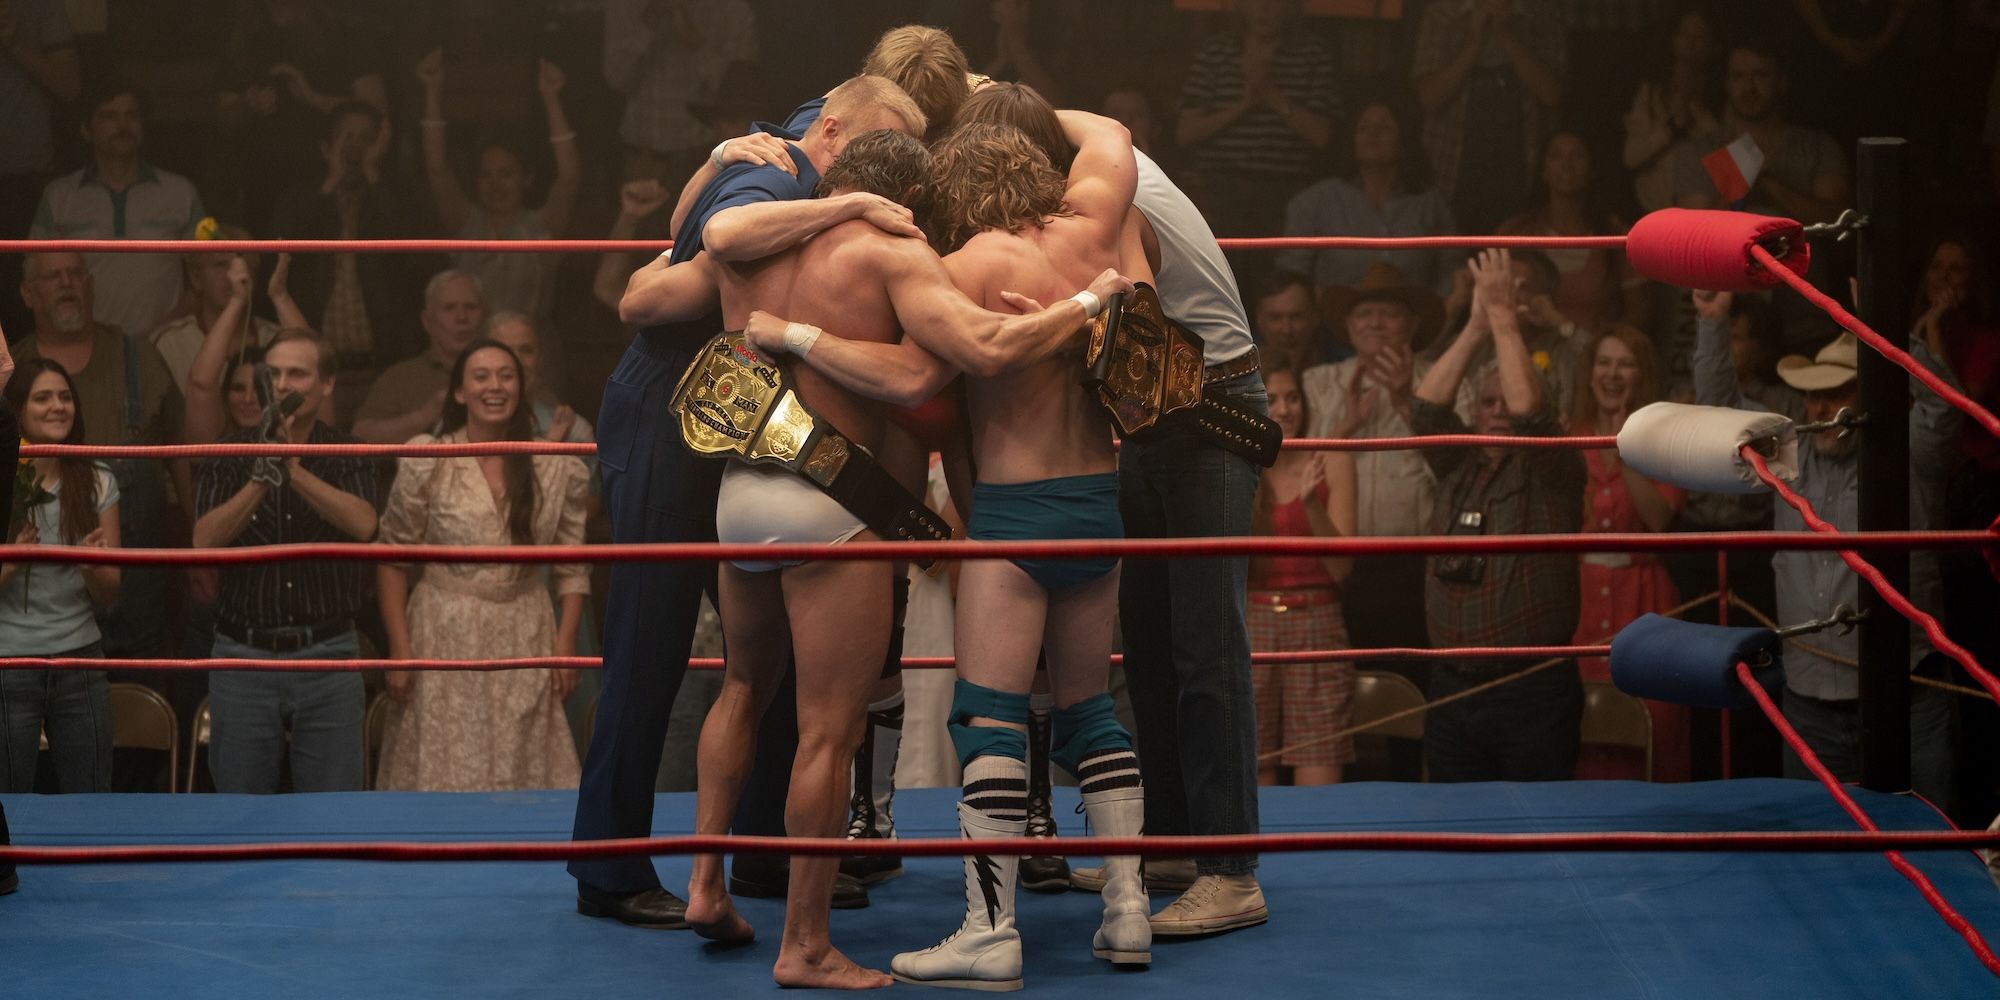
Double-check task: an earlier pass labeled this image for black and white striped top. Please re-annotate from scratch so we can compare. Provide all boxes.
[1176,32,1340,178]
[195,424,387,630]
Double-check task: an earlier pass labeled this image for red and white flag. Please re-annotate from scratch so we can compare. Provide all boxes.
[1701,134,1765,205]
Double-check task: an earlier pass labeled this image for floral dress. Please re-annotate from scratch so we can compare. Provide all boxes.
[374,433,589,791]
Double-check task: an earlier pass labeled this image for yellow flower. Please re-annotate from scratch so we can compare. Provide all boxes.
[194,216,219,241]
[1532,350,1553,372]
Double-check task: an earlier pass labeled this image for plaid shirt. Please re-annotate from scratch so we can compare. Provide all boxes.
[1414,397,1585,654]
[1410,0,1566,197]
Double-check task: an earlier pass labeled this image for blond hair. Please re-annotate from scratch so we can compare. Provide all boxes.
[822,74,928,142]
[861,26,971,141]
[929,122,1070,254]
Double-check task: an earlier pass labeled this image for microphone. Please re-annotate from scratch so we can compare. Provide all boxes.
[277,392,305,418]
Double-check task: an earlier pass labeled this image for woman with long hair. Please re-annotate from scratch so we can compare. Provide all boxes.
[0,359,122,793]
[374,340,589,790]
[1499,130,1648,332]
[1566,327,1688,781]
[1248,359,1358,786]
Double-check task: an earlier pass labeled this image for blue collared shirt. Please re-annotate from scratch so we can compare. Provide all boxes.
[1692,315,1962,699]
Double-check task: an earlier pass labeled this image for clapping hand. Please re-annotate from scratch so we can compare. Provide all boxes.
[1690,288,1732,323]
[537,58,566,100]
[1468,248,1518,322]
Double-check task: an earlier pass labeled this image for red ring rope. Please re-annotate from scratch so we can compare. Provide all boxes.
[0,531,1986,569]
[0,235,1626,255]
[0,645,1615,674]
[1744,447,2000,705]
[1734,660,2000,976]
[4,828,1997,867]
[16,434,1618,460]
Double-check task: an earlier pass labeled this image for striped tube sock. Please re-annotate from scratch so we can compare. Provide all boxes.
[961,755,1030,823]
[1075,748,1142,796]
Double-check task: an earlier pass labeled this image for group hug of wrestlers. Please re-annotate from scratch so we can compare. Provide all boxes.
[603,25,1270,991]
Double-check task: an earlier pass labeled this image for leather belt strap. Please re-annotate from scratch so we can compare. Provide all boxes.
[215,618,353,655]
[671,332,952,562]
[1203,346,1261,385]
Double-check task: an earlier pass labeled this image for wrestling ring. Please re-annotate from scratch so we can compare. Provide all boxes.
[5,162,2000,998]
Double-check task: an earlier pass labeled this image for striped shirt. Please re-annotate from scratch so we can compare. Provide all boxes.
[1177,32,1338,177]
[195,423,387,630]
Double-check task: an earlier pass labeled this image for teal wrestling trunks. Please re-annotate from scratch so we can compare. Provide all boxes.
[966,472,1123,591]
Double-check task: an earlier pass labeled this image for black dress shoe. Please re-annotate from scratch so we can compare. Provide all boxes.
[0,869,17,896]
[576,884,689,929]
[729,856,870,909]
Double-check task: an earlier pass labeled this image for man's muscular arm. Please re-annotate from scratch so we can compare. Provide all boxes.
[703,192,922,262]
[618,252,719,326]
[750,243,1131,399]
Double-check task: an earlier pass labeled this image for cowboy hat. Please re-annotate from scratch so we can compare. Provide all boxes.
[1318,262,1446,351]
[1776,332,1859,392]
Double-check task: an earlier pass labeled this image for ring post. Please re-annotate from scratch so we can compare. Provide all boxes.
[1855,137,1911,795]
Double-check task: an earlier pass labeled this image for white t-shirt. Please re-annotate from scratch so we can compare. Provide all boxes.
[1133,148,1254,367]
[0,463,118,654]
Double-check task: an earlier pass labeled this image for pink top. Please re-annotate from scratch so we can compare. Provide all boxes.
[1582,450,1684,541]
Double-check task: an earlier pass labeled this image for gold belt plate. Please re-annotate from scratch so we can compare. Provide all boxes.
[672,333,816,464]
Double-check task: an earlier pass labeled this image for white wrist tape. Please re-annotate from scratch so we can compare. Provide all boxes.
[709,140,729,169]
[1070,290,1104,319]
[783,321,822,357]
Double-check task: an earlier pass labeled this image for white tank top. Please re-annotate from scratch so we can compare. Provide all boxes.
[1133,149,1255,366]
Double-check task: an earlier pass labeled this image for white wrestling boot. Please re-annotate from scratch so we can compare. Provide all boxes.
[892,781,1026,990]
[1083,784,1151,966]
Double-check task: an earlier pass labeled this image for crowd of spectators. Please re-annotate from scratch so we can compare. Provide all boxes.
[0,1,1996,830]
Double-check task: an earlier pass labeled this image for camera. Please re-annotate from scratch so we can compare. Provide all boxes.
[1433,509,1487,584]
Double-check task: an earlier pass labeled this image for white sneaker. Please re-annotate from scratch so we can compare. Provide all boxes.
[1149,874,1268,938]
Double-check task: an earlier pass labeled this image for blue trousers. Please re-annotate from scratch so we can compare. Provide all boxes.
[1117,372,1266,875]
[207,631,365,793]
[0,642,112,793]
[568,331,735,894]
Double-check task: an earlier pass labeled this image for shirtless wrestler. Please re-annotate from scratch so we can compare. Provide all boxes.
[627,126,1132,990]
[747,110,1152,989]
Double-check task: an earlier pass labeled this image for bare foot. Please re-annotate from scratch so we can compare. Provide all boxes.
[685,882,755,944]
[773,945,892,990]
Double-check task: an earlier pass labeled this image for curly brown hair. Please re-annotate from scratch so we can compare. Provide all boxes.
[816,129,936,221]
[928,122,1071,254]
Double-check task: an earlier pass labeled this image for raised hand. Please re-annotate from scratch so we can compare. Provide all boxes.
[1368,343,1414,405]
[1469,248,1517,319]
[269,62,311,103]
[537,58,567,100]
[267,253,293,303]
[227,256,253,303]
[244,81,279,117]
[619,179,671,219]
[1690,288,1732,323]
[415,48,444,91]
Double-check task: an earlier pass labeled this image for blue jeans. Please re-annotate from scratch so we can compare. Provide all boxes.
[1117,372,1265,875]
[207,630,365,793]
[569,331,724,894]
[0,641,112,792]
[1424,661,1584,782]
[1782,668,1959,815]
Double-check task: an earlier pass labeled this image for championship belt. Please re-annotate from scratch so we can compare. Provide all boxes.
[671,333,952,555]
[1082,283,1282,467]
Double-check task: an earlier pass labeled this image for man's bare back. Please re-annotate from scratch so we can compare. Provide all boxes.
[947,217,1118,484]
[718,220,916,453]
